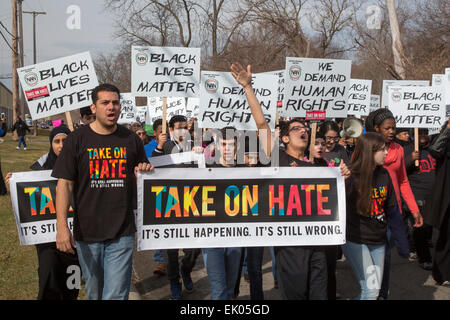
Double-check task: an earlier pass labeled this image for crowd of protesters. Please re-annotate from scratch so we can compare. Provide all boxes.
[2,62,450,301]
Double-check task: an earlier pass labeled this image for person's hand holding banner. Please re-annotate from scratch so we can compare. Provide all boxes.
[134,163,154,177]
[339,159,351,179]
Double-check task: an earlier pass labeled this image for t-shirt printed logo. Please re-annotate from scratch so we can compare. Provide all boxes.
[88,147,127,188]
[371,185,387,222]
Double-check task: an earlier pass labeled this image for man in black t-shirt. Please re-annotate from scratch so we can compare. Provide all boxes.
[52,84,152,300]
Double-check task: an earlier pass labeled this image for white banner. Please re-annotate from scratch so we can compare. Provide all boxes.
[445,68,450,117]
[381,80,429,108]
[370,94,381,114]
[284,57,351,118]
[137,167,346,250]
[131,46,201,97]
[347,79,372,117]
[118,93,137,124]
[17,52,99,120]
[388,86,446,128]
[9,171,74,245]
[199,72,278,130]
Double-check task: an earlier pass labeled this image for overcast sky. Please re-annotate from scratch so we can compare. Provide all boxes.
[0,0,117,90]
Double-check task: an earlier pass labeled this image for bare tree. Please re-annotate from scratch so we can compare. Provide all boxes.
[105,0,196,47]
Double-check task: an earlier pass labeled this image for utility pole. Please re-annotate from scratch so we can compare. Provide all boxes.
[23,9,46,135]
[23,10,46,64]
[17,0,25,120]
[11,0,19,140]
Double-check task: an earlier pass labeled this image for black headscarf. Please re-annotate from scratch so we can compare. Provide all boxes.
[42,126,71,170]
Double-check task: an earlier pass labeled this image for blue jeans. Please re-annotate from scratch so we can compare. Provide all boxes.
[75,234,135,300]
[17,136,26,149]
[202,247,242,300]
[342,240,385,300]
[153,249,165,264]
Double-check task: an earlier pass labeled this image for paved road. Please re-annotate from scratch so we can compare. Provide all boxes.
[130,247,450,300]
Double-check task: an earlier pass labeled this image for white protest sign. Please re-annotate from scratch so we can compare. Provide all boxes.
[186,98,200,117]
[261,70,285,117]
[131,46,201,97]
[135,106,147,124]
[17,52,99,120]
[145,97,186,124]
[347,79,372,117]
[9,171,74,245]
[199,72,278,130]
[381,80,429,108]
[388,86,445,128]
[432,74,444,87]
[118,93,137,124]
[284,57,351,118]
[370,94,381,114]
[444,68,450,117]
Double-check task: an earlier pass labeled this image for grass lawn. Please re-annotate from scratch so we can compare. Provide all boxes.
[0,132,85,299]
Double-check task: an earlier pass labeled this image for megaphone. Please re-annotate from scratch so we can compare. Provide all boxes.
[340,118,363,138]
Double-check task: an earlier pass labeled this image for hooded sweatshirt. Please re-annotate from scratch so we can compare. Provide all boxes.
[383,141,419,214]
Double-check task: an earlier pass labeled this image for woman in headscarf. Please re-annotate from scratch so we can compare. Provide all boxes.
[6,125,80,300]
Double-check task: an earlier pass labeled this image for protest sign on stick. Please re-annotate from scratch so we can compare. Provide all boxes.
[199,72,278,130]
[17,52,99,121]
[388,86,445,128]
[444,68,450,118]
[131,46,201,98]
[306,111,326,163]
[381,80,429,108]
[118,93,137,125]
[347,79,372,117]
[137,167,346,250]
[370,94,381,114]
[284,57,351,118]
[146,97,186,127]
[9,171,74,245]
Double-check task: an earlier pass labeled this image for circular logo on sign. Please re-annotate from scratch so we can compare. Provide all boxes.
[289,66,301,80]
[135,53,148,66]
[391,91,401,102]
[24,72,38,87]
[205,79,218,93]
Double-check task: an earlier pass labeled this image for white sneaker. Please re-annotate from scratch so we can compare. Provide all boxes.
[24,147,27,150]
[16,147,19,150]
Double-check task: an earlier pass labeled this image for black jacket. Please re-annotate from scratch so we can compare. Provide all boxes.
[423,125,450,229]
[12,120,30,137]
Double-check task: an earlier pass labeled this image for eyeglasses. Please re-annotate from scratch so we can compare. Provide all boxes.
[325,136,340,142]
[289,126,311,133]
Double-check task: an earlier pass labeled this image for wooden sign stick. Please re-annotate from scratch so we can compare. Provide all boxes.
[65,111,74,131]
[309,122,317,163]
[162,97,167,134]
[414,127,419,167]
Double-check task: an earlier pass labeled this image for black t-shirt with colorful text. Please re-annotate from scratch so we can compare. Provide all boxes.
[345,167,397,245]
[52,125,148,242]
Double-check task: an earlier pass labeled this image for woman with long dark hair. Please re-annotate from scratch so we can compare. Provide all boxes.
[365,108,423,299]
[343,132,409,300]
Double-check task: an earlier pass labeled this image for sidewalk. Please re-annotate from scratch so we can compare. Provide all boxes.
[130,247,450,300]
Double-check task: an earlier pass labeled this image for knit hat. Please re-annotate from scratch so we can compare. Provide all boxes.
[395,127,411,135]
[365,108,395,132]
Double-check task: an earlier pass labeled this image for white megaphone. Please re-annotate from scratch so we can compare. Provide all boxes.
[340,118,363,138]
